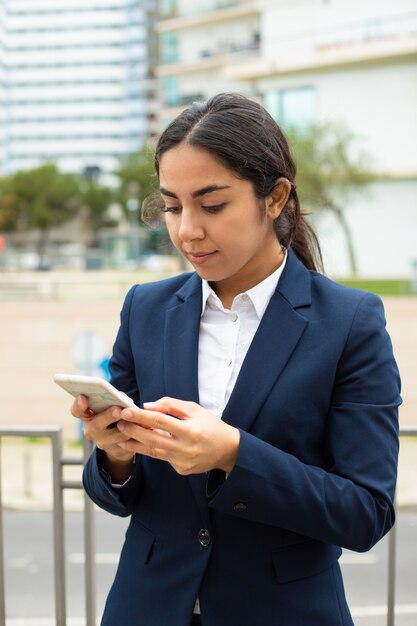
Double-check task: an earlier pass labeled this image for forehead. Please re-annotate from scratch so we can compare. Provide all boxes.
[159,143,240,189]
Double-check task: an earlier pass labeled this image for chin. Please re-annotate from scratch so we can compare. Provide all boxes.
[194,268,225,282]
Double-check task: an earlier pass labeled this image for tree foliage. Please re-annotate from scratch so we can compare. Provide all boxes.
[0,163,83,262]
[79,180,117,246]
[113,146,156,220]
[287,123,376,275]
[0,162,120,252]
[0,163,81,233]
[0,176,18,231]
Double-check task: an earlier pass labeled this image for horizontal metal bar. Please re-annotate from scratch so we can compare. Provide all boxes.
[399,428,417,437]
[61,480,83,490]
[0,425,61,438]
[60,457,84,467]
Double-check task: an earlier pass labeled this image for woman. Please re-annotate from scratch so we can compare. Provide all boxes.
[73,93,401,626]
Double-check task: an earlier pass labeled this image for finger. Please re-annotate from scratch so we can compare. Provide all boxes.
[81,406,123,437]
[118,419,178,448]
[71,395,95,419]
[120,407,184,436]
[117,437,172,462]
[143,397,194,419]
[92,406,124,430]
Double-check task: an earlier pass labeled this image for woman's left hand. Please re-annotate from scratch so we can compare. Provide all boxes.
[113,397,240,475]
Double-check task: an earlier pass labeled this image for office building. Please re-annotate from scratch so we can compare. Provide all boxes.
[0,0,157,180]
[155,0,417,277]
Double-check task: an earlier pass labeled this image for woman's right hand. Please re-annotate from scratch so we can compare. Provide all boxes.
[71,395,135,481]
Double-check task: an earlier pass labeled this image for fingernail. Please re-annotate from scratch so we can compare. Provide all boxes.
[143,402,157,408]
[117,421,125,431]
[112,407,122,418]
[122,409,133,419]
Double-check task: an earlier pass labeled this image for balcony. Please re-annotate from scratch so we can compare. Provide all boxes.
[156,0,259,32]
[223,10,417,80]
[156,38,260,76]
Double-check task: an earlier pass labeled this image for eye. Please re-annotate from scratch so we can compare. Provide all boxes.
[161,205,181,214]
[202,203,227,213]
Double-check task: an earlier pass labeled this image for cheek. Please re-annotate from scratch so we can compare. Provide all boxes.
[164,218,179,244]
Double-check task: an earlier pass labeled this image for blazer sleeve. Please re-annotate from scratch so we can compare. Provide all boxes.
[82,285,143,516]
[207,292,401,552]
[83,448,143,516]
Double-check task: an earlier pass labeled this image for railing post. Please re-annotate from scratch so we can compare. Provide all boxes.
[83,437,96,626]
[51,428,67,626]
[387,509,397,626]
[0,441,6,625]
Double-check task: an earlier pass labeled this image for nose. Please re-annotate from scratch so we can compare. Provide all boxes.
[177,208,205,243]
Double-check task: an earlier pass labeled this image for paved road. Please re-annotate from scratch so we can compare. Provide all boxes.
[3,508,417,625]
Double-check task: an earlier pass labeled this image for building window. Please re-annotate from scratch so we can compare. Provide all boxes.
[162,75,180,107]
[161,31,178,64]
[160,0,177,19]
[264,86,315,130]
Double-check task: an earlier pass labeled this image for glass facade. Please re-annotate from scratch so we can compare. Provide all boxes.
[0,0,155,178]
[264,86,315,130]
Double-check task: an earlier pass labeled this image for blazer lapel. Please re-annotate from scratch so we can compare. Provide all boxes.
[222,250,312,433]
[163,274,211,525]
[163,274,201,403]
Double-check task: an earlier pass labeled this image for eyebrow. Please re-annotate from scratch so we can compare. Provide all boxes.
[159,184,232,199]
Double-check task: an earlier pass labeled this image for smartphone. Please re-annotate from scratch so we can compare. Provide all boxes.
[53,373,135,414]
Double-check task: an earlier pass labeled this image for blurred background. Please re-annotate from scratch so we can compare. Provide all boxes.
[0,0,416,437]
[0,1,416,624]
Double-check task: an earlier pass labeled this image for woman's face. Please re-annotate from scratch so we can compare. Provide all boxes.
[159,143,285,302]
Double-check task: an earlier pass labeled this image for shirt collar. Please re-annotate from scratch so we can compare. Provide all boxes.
[201,250,287,319]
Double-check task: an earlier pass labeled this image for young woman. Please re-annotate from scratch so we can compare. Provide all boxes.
[73,93,401,626]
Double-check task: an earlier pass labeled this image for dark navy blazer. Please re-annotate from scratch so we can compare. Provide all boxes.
[83,249,401,626]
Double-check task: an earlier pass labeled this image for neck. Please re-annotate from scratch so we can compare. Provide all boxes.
[211,246,284,309]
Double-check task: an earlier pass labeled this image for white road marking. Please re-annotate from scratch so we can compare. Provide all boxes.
[340,552,378,565]
[69,552,119,565]
[351,603,417,617]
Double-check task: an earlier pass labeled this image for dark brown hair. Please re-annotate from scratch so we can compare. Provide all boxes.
[143,92,323,272]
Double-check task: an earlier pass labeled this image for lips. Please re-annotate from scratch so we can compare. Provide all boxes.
[186,251,217,264]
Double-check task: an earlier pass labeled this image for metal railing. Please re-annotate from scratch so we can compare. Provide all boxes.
[0,425,415,626]
[387,426,417,626]
[0,426,95,626]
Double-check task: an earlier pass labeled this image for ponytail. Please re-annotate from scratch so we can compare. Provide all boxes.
[275,185,323,272]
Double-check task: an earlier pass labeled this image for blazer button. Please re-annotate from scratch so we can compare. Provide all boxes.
[198,528,211,547]
[233,502,247,512]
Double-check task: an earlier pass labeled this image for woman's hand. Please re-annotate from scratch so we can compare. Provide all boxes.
[71,395,135,482]
[113,397,240,476]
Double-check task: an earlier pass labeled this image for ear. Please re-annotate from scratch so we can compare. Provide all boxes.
[265,177,292,219]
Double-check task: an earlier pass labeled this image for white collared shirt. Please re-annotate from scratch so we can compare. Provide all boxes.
[109,253,287,496]
[198,252,288,416]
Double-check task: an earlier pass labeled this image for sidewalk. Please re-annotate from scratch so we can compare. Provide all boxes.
[1,435,416,512]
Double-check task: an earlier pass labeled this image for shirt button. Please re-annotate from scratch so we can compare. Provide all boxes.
[230,313,238,322]
[233,502,247,513]
[241,294,250,302]
[226,358,232,367]
[198,528,211,547]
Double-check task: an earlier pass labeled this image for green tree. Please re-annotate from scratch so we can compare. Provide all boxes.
[287,123,376,275]
[0,176,18,231]
[0,163,81,263]
[114,146,156,220]
[79,180,117,247]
